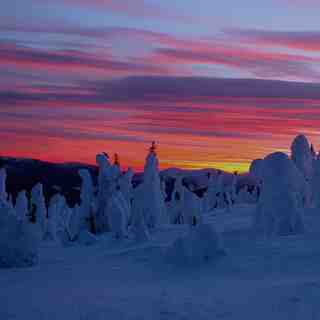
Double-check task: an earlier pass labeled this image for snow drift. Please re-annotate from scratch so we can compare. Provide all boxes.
[166,223,225,266]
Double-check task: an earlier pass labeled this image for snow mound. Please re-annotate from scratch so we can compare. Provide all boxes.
[166,224,225,266]
[77,230,98,246]
[0,201,39,268]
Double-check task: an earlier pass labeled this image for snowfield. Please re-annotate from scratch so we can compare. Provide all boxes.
[1,204,320,320]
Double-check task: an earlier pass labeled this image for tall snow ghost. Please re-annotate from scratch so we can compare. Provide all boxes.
[31,183,47,237]
[203,171,221,212]
[15,190,28,221]
[253,152,306,237]
[108,190,130,239]
[47,193,66,242]
[79,169,95,232]
[0,199,39,268]
[291,134,313,181]
[184,188,202,226]
[0,168,8,202]
[95,153,117,233]
[167,176,185,224]
[132,142,167,228]
[118,168,134,213]
[311,158,320,208]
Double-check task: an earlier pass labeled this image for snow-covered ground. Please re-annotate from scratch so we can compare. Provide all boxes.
[1,204,320,320]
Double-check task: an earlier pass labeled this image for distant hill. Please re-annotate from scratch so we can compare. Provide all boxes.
[0,156,255,206]
[0,156,98,206]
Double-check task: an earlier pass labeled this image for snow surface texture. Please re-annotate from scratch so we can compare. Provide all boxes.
[2,204,320,319]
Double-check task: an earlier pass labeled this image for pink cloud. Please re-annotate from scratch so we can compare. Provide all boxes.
[0,41,179,78]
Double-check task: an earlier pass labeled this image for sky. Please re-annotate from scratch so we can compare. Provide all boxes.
[1,0,320,171]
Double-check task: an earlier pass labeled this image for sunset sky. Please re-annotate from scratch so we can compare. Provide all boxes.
[1,0,320,171]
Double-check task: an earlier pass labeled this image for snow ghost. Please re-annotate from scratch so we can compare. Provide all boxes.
[311,158,320,208]
[0,168,8,202]
[167,175,201,226]
[249,159,264,183]
[95,153,117,233]
[15,190,28,221]
[108,191,129,239]
[31,183,47,238]
[118,168,134,213]
[183,186,202,226]
[79,169,95,232]
[132,143,167,228]
[291,134,313,182]
[47,193,66,242]
[253,152,306,237]
[130,207,149,242]
[203,172,221,212]
[167,176,185,224]
[0,199,39,268]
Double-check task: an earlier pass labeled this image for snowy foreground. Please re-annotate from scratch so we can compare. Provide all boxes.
[1,204,320,320]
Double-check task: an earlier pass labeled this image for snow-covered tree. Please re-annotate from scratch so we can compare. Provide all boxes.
[236,185,257,204]
[47,193,82,243]
[311,158,320,208]
[253,152,306,237]
[62,204,82,242]
[167,175,201,226]
[310,144,316,159]
[132,142,167,228]
[203,171,222,212]
[130,206,149,242]
[249,159,264,182]
[79,169,95,232]
[15,190,28,221]
[47,193,66,242]
[224,173,238,210]
[118,168,134,219]
[31,183,47,238]
[114,153,120,167]
[0,199,39,268]
[183,185,202,226]
[95,153,120,233]
[108,191,129,239]
[167,176,185,224]
[291,134,313,182]
[0,168,8,203]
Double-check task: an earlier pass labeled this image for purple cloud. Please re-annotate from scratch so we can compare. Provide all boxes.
[226,29,320,52]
